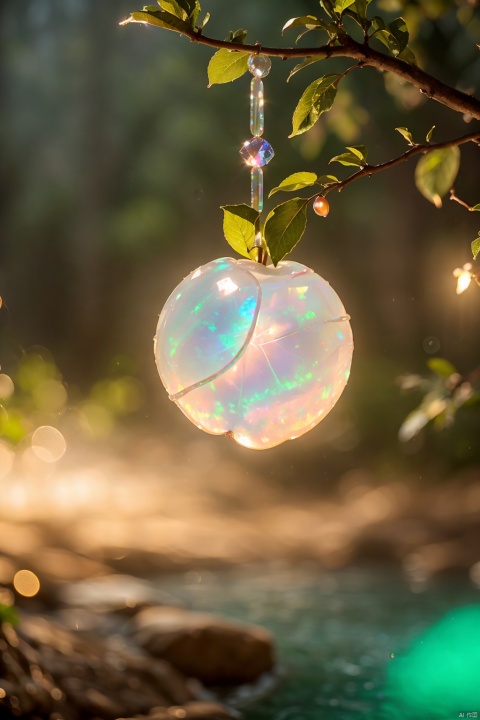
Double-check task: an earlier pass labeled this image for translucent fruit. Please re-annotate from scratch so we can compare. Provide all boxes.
[155,257,353,450]
[313,195,330,217]
[247,54,271,78]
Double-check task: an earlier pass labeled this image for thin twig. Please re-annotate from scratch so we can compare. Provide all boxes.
[449,189,477,211]
[320,131,480,196]
[182,30,480,121]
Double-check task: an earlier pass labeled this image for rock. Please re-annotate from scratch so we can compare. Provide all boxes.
[59,574,179,616]
[132,607,275,685]
[0,614,197,719]
[120,701,239,719]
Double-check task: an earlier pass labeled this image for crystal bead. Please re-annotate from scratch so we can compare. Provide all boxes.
[248,54,271,78]
[250,78,264,137]
[240,137,274,167]
[251,167,263,212]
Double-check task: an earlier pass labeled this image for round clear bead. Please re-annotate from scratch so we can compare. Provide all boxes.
[248,54,271,78]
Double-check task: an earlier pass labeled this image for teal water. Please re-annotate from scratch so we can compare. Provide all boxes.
[162,565,480,720]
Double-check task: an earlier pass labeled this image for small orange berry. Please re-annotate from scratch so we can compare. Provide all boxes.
[313,195,329,217]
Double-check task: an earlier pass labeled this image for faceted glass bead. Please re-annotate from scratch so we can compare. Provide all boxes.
[250,78,264,137]
[240,137,274,167]
[248,54,271,78]
[155,257,354,450]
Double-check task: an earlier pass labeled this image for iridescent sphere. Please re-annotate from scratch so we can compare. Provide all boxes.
[247,54,271,78]
[154,258,353,450]
[313,195,330,217]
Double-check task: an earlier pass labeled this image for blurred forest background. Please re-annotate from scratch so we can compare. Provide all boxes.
[0,0,479,527]
[1,6,480,718]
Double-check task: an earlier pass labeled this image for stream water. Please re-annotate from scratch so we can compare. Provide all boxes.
[162,564,480,720]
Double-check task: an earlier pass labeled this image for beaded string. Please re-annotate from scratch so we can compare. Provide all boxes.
[239,54,273,264]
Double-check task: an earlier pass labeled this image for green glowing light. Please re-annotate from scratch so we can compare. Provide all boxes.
[383,605,480,719]
[305,311,316,320]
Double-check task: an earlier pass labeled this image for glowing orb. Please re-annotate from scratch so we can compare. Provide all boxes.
[383,605,480,719]
[154,257,353,450]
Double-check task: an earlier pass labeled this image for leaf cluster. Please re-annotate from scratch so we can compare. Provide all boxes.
[398,359,480,442]
[121,0,205,33]
[123,0,480,265]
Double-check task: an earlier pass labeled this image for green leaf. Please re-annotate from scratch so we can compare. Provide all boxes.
[347,145,368,162]
[395,127,414,145]
[287,57,323,81]
[320,0,338,18]
[387,17,409,53]
[397,46,417,65]
[296,21,340,43]
[472,235,480,260]
[398,408,429,442]
[264,198,308,266]
[173,0,199,22]
[121,9,190,33]
[334,0,355,14]
[352,0,373,21]
[470,205,480,212]
[221,204,259,258]
[207,49,250,86]
[427,358,457,378]
[157,0,188,20]
[200,11,210,28]
[290,76,338,137]
[375,30,395,52]
[269,172,318,198]
[426,125,435,143]
[415,146,460,208]
[317,174,339,185]
[330,152,363,167]
[375,17,409,56]
[282,15,320,33]
[227,28,248,43]
[330,145,367,167]
[371,16,385,31]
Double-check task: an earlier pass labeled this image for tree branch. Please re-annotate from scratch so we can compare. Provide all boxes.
[449,189,479,212]
[320,130,480,196]
[185,31,480,121]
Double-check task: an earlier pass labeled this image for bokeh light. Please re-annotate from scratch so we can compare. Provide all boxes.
[31,426,67,463]
[0,374,14,399]
[453,263,473,294]
[384,605,480,719]
[13,569,41,597]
